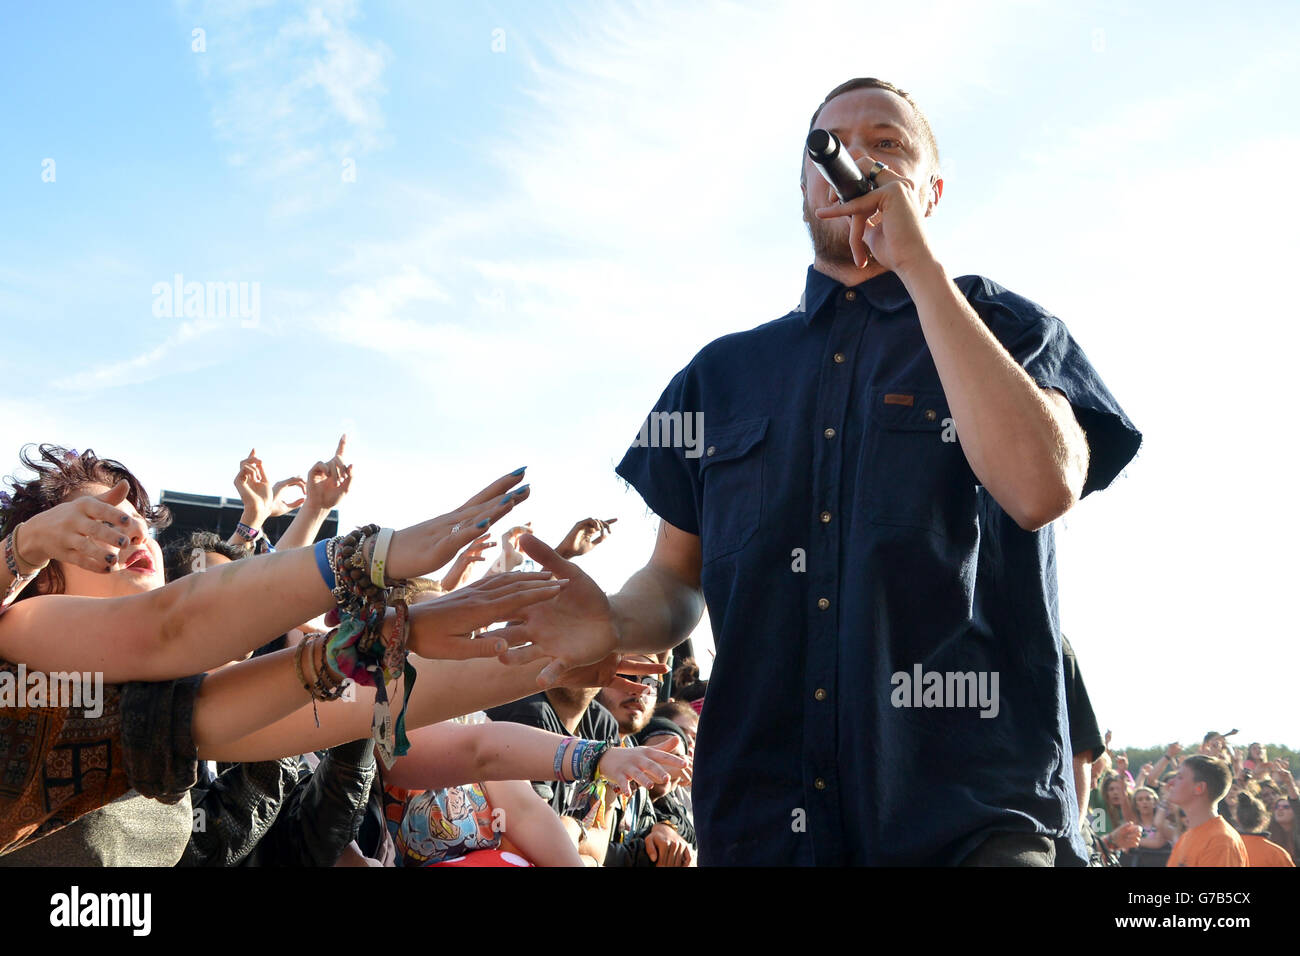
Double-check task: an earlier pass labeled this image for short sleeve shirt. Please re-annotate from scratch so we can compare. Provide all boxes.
[615,266,1141,865]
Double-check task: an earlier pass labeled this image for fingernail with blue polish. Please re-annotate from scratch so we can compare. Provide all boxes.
[476,519,490,528]
[510,466,527,476]
[514,484,530,496]
[500,493,514,505]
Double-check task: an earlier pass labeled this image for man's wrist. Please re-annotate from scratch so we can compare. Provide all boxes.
[891,249,945,291]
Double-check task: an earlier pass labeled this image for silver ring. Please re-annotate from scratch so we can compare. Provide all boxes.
[451,522,463,533]
[866,161,887,185]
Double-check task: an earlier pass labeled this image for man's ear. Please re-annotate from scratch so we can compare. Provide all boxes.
[925,174,944,216]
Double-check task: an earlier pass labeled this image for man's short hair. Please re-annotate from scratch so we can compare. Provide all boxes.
[803,77,940,183]
[1185,754,1233,807]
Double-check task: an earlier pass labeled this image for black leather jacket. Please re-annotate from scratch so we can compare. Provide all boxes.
[178,738,376,867]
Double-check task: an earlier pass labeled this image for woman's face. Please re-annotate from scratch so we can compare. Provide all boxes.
[1275,801,1294,826]
[1135,790,1155,815]
[1249,743,1264,760]
[55,483,164,598]
[1105,780,1124,805]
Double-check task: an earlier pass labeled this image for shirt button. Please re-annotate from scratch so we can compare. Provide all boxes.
[844,290,857,302]
[820,511,831,524]
[817,597,830,610]
[925,409,937,422]
[823,427,835,439]
[833,352,845,364]
[706,445,716,456]
[814,688,827,701]
[814,777,827,790]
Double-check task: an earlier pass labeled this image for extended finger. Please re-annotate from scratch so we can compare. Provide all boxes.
[335,434,348,458]
[850,212,870,270]
[81,494,132,529]
[814,187,884,220]
[458,468,527,511]
[417,632,514,662]
[65,531,121,573]
[516,532,577,579]
[469,570,557,592]
[495,639,546,668]
[78,515,131,552]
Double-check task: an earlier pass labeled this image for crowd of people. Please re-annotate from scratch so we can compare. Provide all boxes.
[1061,637,1295,867]
[0,441,698,867]
[1080,735,1296,868]
[0,439,1291,868]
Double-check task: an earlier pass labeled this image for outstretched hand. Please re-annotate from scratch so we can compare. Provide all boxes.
[385,469,530,582]
[407,570,566,661]
[494,533,621,687]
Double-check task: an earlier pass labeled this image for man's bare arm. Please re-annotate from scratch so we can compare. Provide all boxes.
[903,260,1089,530]
[503,521,704,686]
[609,519,705,657]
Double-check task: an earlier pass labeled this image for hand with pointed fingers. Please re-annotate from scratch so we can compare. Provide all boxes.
[269,476,308,517]
[492,533,620,687]
[555,517,618,559]
[14,479,150,574]
[385,468,530,583]
[233,448,274,526]
[440,532,497,592]
[305,434,355,512]
[407,570,566,661]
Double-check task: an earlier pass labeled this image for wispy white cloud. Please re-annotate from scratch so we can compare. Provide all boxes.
[51,318,225,392]
[182,0,390,191]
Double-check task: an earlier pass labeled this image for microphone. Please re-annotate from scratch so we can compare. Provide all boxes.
[806,129,873,202]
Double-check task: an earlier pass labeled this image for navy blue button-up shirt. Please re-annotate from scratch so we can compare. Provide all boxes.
[615,265,1141,866]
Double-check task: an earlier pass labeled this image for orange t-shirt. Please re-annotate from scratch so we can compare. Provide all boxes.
[1166,816,1248,867]
[1242,833,1295,867]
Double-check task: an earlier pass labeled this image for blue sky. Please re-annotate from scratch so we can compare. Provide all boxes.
[1,0,1297,749]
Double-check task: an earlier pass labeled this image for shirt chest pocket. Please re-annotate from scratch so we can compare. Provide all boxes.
[865,389,977,535]
[698,417,768,564]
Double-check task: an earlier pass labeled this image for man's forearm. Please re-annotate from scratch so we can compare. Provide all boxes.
[609,564,705,657]
[898,257,1088,530]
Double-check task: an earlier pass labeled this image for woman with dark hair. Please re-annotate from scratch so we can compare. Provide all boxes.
[1234,792,1295,866]
[0,444,578,859]
[1270,798,1298,863]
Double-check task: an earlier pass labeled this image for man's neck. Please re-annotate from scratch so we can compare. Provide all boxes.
[547,687,600,735]
[1182,802,1217,830]
[813,256,888,288]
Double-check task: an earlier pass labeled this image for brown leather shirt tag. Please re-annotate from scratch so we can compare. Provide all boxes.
[883,393,914,407]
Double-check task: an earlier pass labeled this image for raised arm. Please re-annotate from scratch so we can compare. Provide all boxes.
[813,160,1089,531]
[0,469,531,681]
[276,435,353,551]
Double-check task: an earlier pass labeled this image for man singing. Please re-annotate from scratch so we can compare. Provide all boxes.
[507,77,1142,865]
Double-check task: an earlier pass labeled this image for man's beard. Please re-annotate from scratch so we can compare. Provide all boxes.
[803,191,854,265]
[617,699,653,736]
